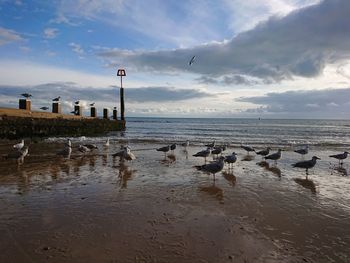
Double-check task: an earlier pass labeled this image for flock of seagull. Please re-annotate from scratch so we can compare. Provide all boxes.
[4,138,349,180]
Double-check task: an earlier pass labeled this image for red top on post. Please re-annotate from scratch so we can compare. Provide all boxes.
[117,69,126,76]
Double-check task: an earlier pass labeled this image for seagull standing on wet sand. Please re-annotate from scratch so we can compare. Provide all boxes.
[195,156,225,181]
[52,96,61,101]
[157,145,170,158]
[255,147,271,159]
[193,148,211,163]
[292,156,320,174]
[6,146,29,164]
[224,152,237,169]
[13,139,24,150]
[294,145,309,158]
[241,144,255,155]
[211,147,222,159]
[78,145,90,154]
[205,140,216,149]
[170,143,176,154]
[113,146,135,161]
[264,149,282,164]
[84,144,98,150]
[57,139,72,158]
[181,140,190,150]
[329,151,348,165]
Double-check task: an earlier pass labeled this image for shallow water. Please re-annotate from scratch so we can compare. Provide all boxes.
[0,140,350,262]
[121,118,350,149]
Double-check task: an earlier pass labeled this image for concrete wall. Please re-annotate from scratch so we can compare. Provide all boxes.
[0,108,125,139]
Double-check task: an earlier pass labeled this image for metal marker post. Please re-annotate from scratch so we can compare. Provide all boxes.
[117,69,126,121]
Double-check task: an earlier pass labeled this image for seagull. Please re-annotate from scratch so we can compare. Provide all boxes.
[83,144,98,150]
[70,110,78,114]
[264,149,282,164]
[57,139,72,158]
[40,106,49,110]
[292,156,320,174]
[193,148,211,163]
[181,140,190,149]
[78,145,90,154]
[329,151,349,165]
[241,144,255,155]
[195,156,225,181]
[104,138,110,147]
[52,96,61,101]
[189,55,196,66]
[13,139,24,150]
[90,102,95,107]
[205,140,216,148]
[124,146,136,161]
[157,145,170,157]
[255,147,271,158]
[294,145,309,157]
[21,93,32,98]
[113,146,135,161]
[74,101,80,105]
[170,143,176,153]
[6,146,29,164]
[211,147,222,158]
[224,152,237,169]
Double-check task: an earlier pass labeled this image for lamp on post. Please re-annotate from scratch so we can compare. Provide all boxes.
[117,69,126,121]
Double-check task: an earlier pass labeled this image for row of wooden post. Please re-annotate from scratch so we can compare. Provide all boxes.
[19,99,118,120]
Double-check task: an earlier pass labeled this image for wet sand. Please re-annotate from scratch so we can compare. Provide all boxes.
[0,141,350,262]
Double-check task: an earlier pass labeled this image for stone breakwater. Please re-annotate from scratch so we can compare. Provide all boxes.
[0,108,125,139]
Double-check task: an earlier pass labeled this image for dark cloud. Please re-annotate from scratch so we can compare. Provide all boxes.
[0,82,214,106]
[97,0,350,83]
[196,74,257,86]
[237,88,350,118]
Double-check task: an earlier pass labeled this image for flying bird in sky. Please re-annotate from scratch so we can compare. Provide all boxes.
[189,55,196,66]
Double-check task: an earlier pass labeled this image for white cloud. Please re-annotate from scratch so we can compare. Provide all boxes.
[69,42,84,55]
[0,60,114,87]
[0,27,23,46]
[43,28,59,39]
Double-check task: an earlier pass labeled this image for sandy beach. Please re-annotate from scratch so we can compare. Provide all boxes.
[0,140,350,263]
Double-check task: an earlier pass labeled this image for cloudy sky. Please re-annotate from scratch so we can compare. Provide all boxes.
[0,0,350,118]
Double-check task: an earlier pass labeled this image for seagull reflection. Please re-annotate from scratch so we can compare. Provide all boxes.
[167,154,176,162]
[16,170,29,195]
[257,161,281,177]
[59,163,71,176]
[198,182,223,202]
[102,151,109,166]
[241,154,254,162]
[222,171,236,187]
[294,178,316,194]
[117,161,135,189]
[333,166,348,176]
[88,155,97,171]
